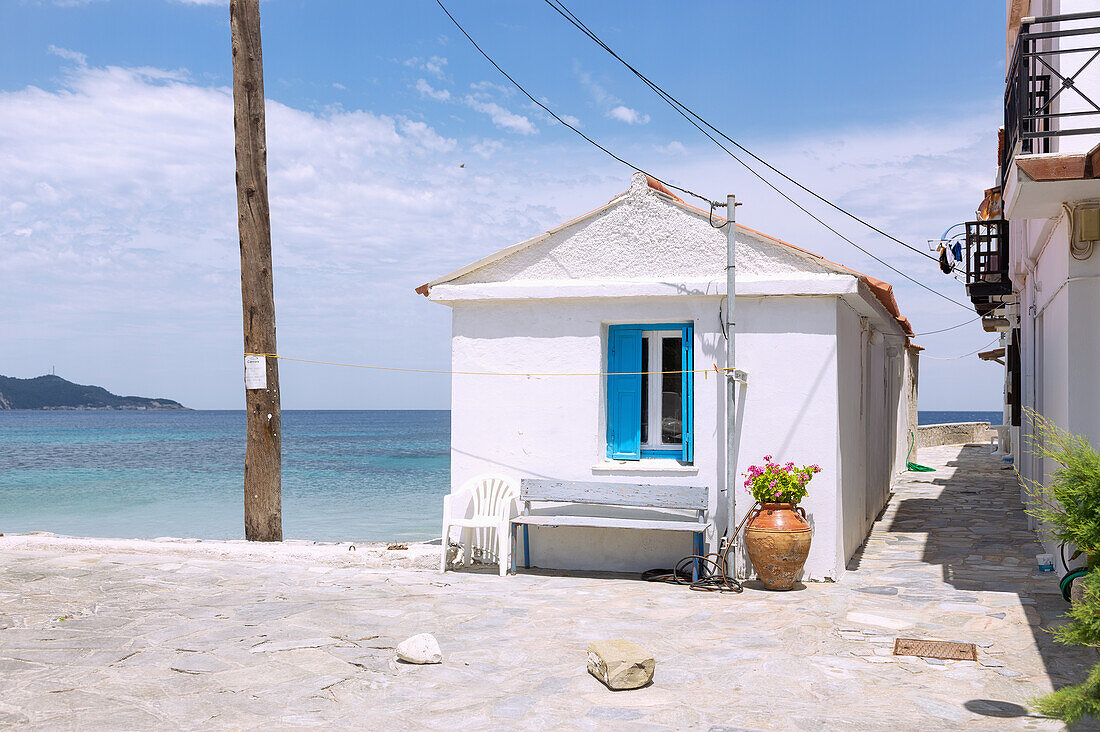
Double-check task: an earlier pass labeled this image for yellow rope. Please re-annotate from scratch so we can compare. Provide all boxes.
[245,353,740,378]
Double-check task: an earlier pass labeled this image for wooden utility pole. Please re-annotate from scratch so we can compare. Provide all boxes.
[230,0,282,541]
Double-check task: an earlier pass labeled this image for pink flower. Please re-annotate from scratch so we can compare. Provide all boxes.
[763,455,772,462]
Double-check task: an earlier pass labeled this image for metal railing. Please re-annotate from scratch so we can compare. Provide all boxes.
[1003,10,1100,185]
[964,220,1012,306]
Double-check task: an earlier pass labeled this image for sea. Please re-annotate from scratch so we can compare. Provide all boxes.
[0,410,449,542]
[0,409,1000,542]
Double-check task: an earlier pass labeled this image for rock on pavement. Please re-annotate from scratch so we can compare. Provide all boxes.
[587,639,655,690]
[396,633,443,664]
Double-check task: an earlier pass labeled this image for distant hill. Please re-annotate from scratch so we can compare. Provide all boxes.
[0,375,187,410]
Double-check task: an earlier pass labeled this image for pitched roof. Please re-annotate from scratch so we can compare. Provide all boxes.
[416,174,914,339]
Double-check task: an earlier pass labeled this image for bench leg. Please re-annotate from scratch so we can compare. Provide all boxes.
[510,523,517,574]
[523,524,530,569]
[693,532,704,582]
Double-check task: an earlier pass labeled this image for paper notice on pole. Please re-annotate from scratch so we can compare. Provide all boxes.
[244,355,267,389]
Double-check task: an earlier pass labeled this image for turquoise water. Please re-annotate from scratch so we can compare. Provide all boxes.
[0,410,449,542]
[0,409,998,541]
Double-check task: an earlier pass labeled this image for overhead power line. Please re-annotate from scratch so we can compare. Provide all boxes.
[437,0,972,312]
[914,315,982,337]
[541,0,974,313]
[543,0,939,265]
[433,0,712,207]
[921,338,1000,360]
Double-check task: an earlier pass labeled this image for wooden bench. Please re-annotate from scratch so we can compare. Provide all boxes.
[510,479,710,579]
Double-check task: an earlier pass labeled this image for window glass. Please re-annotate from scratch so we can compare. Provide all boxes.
[661,336,683,444]
[605,323,692,462]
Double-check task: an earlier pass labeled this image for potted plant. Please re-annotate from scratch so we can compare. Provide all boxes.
[741,456,820,590]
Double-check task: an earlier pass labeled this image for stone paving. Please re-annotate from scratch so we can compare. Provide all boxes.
[1,444,1098,730]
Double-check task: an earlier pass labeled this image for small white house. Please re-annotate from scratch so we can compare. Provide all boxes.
[418,172,919,580]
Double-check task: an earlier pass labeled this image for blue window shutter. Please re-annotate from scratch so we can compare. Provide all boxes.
[606,326,642,460]
[681,324,694,462]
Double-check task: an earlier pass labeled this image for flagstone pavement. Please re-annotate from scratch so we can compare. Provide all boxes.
[2,444,1099,731]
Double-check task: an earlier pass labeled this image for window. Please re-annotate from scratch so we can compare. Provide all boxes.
[606,323,694,462]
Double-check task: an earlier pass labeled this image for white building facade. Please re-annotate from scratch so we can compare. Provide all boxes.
[418,173,919,580]
[960,3,1100,572]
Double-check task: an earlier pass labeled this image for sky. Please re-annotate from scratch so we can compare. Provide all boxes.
[0,0,1008,410]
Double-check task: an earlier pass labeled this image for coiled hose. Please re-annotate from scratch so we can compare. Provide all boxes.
[642,502,759,593]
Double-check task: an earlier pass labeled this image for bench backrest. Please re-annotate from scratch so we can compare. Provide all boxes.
[520,479,707,511]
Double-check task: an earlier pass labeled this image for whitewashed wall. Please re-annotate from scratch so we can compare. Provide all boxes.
[448,293,889,580]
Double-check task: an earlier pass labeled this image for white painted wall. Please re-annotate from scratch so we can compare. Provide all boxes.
[449,295,724,574]
[447,291,908,580]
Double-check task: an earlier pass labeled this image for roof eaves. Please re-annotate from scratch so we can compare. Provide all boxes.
[414,195,625,297]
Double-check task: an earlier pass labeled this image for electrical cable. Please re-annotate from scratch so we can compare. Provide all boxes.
[538,0,971,311]
[438,0,970,311]
[920,337,1000,360]
[434,0,714,208]
[914,316,982,337]
[543,0,941,266]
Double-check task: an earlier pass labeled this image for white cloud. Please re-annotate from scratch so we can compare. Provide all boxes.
[415,78,450,102]
[0,61,608,408]
[607,105,649,125]
[468,80,511,98]
[332,82,346,91]
[655,141,686,155]
[0,59,1002,411]
[404,56,448,79]
[471,139,504,159]
[575,64,650,125]
[576,66,612,106]
[463,96,536,135]
[47,45,87,66]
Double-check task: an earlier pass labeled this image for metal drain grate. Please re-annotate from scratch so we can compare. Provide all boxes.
[893,638,977,661]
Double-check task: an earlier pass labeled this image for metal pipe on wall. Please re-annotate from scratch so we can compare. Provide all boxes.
[724,194,739,557]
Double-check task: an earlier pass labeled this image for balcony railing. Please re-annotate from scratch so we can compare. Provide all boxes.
[965,220,1011,312]
[1003,10,1100,185]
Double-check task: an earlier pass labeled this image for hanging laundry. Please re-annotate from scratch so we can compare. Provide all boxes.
[938,244,952,274]
[952,241,963,263]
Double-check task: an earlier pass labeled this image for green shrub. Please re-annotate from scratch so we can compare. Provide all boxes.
[1022,411,1100,724]
[1022,410,1100,558]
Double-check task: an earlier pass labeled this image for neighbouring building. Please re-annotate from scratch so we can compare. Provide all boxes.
[417,172,919,580]
[953,3,1100,573]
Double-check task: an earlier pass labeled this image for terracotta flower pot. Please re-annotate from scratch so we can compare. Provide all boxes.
[744,503,812,590]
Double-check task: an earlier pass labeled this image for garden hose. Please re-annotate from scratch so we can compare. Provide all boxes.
[642,503,759,593]
[905,431,935,472]
[1061,568,1089,603]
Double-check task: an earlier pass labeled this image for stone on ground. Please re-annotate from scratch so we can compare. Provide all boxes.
[587,639,654,690]
[396,633,442,664]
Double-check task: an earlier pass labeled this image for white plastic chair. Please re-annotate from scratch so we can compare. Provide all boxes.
[439,475,519,577]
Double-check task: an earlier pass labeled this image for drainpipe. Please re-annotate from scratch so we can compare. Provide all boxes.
[724,193,739,556]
